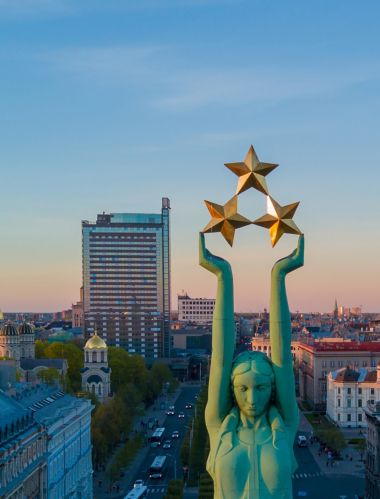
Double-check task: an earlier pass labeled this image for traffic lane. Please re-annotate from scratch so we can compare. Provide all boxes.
[294,440,321,476]
[293,473,364,499]
[160,385,199,482]
[129,385,199,488]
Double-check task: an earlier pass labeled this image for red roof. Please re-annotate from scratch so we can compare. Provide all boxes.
[302,341,380,353]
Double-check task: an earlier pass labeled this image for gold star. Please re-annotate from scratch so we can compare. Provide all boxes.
[202,195,251,246]
[253,196,302,247]
[225,145,278,195]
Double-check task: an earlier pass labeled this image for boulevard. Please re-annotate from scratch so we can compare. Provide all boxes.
[124,384,200,497]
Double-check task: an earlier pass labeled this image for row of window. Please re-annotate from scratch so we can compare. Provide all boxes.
[337,413,363,422]
[322,360,376,368]
[337,387,376,395]
[336,397,375,407]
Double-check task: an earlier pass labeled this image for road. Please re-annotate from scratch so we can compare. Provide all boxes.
[126,384,200,497]
[125,395,365,498]
[292,434,365,499]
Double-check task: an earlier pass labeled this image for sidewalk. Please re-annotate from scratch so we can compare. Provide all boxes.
[298,411,365,477]
[93,387,182,499]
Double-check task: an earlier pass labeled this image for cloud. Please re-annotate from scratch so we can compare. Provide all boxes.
[37,44,380,110]
[37,45,166,83]
[155,64,380,110]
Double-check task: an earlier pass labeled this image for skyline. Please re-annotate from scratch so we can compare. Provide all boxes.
[0,1,379,313]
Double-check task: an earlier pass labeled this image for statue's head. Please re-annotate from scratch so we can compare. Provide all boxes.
[230,351,275,419]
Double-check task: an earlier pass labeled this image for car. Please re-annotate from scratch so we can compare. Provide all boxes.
[162,439,172,449]
[178,412,185,419]
[297,435,308,447]
[133,479,144,488]
[166,405,175,415]
[185,403,193,409]
[171,430,180,439]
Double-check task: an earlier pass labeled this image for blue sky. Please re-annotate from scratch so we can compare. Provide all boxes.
[0,0,379,312]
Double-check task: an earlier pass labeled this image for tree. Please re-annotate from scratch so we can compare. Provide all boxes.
[35,340,48,358]
[44,342,83,392]
[164,479,184,499]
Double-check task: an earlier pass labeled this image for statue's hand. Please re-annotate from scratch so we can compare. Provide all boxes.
[272,234,304,277]
[199,233,232,278]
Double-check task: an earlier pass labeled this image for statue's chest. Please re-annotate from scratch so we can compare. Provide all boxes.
[215,432,292,498]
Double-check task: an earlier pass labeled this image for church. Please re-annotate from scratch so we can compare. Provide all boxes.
[81,330,111,402]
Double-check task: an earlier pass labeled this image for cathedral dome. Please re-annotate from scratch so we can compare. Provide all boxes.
[85,331,107,350]
[18,323,34,335]
[1,322,18,336]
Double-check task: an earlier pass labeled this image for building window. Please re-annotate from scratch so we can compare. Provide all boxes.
[338,413,340,421]
[338,387,341,395]
[371,388,375,395]
[358,414,362,422]
[322,361,327,367]
[358,388,362,395]
[358,399,362,407]
[338,398,341,407]
[347,398,351,408]
[347,388,351,395]
[330,361,335,367]
[347,414,351,422]
[338,361,343,367]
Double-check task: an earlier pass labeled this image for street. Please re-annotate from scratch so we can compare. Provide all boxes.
[292,436,365,499]
[126,385,200,497]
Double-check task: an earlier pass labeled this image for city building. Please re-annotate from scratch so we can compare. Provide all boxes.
[0,322,35,363]
[0,322,68,381]
[0,380,48,498]
[364,402,380,499]
[251,334,300,360]
[17,384,93,499]
[82,198,171,360]
[326,366,380,428]
[298,341,380,410]
[172,326,212,353]
[81,330,111,401]
[177,293,215,324]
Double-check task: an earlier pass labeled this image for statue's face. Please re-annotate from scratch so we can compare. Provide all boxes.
[232,371,272,419]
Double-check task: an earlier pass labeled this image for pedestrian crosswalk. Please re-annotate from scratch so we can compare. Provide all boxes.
[292,471,324,480]
[147,486,166,494]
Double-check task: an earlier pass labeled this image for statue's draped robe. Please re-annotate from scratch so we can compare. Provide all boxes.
[207,408,296,499]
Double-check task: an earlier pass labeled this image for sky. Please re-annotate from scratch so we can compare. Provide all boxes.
[0,0,379,313]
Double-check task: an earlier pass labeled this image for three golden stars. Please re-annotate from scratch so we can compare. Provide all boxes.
[202,145,302,247]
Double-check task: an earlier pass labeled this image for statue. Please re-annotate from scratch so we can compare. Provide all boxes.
[200,145,304,498]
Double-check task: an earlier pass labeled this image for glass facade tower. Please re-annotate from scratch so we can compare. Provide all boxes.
[82,198,171,359]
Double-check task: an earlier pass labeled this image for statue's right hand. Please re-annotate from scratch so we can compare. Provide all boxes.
[199,233,232,277]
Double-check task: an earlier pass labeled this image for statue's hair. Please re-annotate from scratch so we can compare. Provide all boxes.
[230,350,275,386]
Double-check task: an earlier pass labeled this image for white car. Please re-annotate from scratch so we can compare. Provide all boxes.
[162,439,172,449]
[171,430,179,439]
[297,435,308,447]
[133,479,144,488]
[178,412,185,419]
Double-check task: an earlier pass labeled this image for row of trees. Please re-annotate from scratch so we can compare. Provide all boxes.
[180,385,214,498]
[35,339,178,469]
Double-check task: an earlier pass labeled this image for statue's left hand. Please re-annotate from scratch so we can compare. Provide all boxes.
[272,234,304,277]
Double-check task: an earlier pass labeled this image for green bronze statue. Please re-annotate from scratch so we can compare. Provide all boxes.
[199,232,304,499]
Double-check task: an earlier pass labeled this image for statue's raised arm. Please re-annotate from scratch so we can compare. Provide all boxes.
[270,234,304,433]
[199,233,235,436]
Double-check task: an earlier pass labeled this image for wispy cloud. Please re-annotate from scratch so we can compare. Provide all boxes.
[38,45,165,82]
[37,44,380,110]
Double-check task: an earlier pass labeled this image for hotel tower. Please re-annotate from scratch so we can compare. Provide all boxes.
[82,198,171,360]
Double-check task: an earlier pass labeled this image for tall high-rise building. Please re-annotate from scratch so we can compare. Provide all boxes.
[82,198,171,359]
